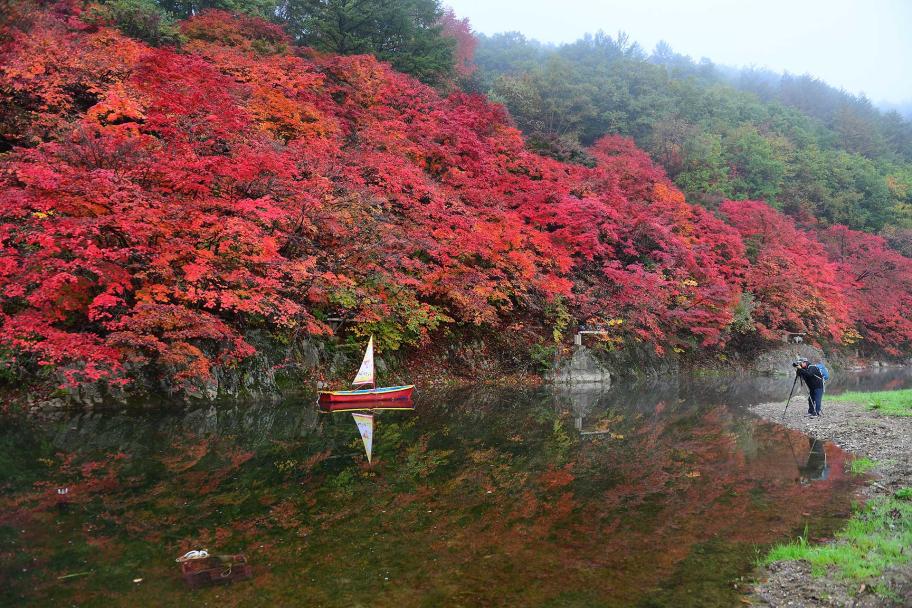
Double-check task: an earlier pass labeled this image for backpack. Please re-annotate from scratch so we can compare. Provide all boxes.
[813,363,830,383]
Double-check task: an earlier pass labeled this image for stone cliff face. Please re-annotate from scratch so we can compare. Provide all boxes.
[551,346,612,385]
[748,344,827,376]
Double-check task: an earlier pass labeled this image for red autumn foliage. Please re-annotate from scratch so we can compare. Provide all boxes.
[439,8,477,79]
[179,9,290,54]
[0,6,147,147]
[818,226,912,355]
[3,4,911,394]
[720,200,850,341]
[511,136,747,351]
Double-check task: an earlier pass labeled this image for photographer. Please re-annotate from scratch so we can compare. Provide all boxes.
[793,358,825,417]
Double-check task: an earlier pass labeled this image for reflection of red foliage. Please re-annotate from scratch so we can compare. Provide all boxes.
[538,465,575,490]
[0,397,865,606]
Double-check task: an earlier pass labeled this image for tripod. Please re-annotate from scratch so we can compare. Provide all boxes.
[782,373,800,418]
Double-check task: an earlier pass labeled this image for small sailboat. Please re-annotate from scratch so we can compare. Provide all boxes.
[317,337,415,407]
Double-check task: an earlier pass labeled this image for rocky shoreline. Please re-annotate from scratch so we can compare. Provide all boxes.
[748,398,912,607]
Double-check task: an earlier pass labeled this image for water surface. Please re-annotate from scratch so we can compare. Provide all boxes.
[2,370,909,607]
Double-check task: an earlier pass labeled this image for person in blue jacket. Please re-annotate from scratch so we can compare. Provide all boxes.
[794,358,825,417]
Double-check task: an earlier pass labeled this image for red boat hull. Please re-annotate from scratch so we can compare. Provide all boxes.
[318,385,415,405]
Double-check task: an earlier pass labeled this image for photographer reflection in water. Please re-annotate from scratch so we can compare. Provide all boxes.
[798,437,829,483]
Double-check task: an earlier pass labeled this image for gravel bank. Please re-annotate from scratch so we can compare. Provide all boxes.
[748,398,912,607]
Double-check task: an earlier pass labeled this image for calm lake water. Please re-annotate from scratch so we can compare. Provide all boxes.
[2,369,911,607]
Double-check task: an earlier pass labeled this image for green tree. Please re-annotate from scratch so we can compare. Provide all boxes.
[722,126,788,203]
[674,131,730,205]
[157,0,278,19]
[278,0,455,83]
[472,32,548,81]
[85,0,183,46]
[832,103,887,158]
[490,56,598,139]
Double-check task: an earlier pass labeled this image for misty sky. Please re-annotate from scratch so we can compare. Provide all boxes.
[446,0,912,105]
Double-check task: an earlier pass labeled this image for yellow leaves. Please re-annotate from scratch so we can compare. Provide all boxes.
[594,415,621,431]
[547,297,571,343]
[469,448,498,464]
[249,86,335,142]
[886,175,908,199]
[675,278,698,305]
[592,414,625,439]
[134,284,171,304]
[653,182,686,206]
[842,327,863,345]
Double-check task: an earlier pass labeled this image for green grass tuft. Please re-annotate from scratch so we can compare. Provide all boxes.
[765,490,912,588]
[830,389,912,416]
[848,456,877,476]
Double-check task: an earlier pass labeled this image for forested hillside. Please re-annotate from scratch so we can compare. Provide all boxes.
[2,1,912,400]
[470,31,912,234]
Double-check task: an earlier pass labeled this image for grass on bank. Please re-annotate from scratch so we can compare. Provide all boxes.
[848,456,878,476]
[765,489,912,588]
[830,389,912,416]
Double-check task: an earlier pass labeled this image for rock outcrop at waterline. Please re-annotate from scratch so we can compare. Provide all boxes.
[552,347,612,385]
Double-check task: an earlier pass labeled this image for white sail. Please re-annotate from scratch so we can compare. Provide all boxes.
[351,336,374,386]
[352,413,374,463]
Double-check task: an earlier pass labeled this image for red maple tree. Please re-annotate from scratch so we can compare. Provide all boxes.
[720,200,850,341]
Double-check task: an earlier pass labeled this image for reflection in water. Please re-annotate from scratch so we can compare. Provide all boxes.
[2,369,911,607]
[799,438,829,482]
[318,397,415,413]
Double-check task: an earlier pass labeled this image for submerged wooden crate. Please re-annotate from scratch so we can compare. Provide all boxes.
[180,554,252,589]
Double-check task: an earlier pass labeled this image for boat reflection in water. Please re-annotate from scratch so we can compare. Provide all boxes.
[317,397,415,413]
[318,397,416,464]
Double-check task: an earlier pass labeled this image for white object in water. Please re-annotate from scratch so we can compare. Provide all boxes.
[175,550,209,563]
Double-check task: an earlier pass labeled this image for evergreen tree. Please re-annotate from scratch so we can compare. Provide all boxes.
[278,0,455,83]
